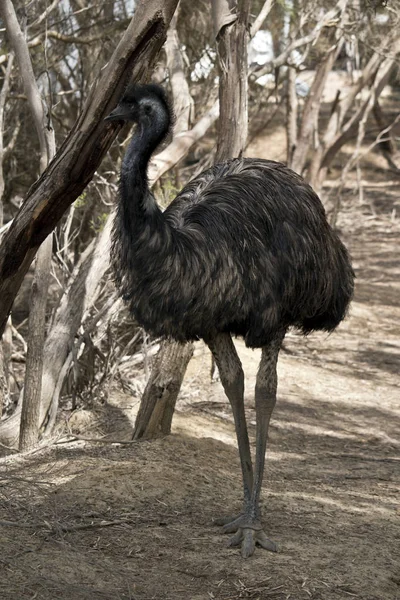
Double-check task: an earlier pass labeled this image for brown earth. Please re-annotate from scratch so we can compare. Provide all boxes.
[1,149,399,599]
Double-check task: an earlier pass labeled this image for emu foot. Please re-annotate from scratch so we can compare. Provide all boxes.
[214,514,277,558]
[213,515,241,532]
[229,525,277,558]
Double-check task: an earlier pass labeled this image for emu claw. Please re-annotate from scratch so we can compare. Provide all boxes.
[214,514,277,556]
[228,527,277,558]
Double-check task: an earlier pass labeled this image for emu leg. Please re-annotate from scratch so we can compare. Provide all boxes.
[205,333,253,508]
[228,331,285,558]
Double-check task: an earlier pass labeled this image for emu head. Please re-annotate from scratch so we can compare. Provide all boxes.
[105,83,172,129]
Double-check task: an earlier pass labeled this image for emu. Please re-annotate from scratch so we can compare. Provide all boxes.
[105,84,354,558]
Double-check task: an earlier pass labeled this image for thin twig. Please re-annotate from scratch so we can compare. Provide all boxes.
[0,520,36,528]
[52,517,139,533]
[55,434,139,445]
[0,516,139,532]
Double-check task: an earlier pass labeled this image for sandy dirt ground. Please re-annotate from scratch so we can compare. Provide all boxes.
[1,161,399,599]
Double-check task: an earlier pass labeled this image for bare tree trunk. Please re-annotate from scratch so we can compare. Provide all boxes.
[0,51,14,227]
[0,51,14,414]
[164,9,193,134]
[213,0,250,162]
[0,0,180,337]
[1,0,57,451]
[40,219,112,434]
[290,42,342,176]
[286,66,298,168]
[133,341,194,438]
[0,343,10,419]
[2,317,12,389]
[19,237,52,449]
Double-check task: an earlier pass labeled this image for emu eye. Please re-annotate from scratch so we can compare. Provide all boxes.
[144,104,152,115]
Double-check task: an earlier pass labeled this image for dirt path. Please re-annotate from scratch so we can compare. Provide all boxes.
[0,181,399,599]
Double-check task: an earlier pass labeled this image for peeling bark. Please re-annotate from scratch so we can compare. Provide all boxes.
[133,342,194,438]
[286,66,298,168]
[214,0,250,162]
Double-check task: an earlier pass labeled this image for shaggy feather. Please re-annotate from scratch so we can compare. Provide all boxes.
[110,84,354,348]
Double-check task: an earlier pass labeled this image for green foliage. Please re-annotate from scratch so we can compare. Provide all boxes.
[158,176,180,208]
[74,192,87,209]
[90,212,108,233]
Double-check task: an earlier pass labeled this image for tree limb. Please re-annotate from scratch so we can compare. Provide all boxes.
[252,0,347,78]
[0,51,14,227]
[250,0,274,37]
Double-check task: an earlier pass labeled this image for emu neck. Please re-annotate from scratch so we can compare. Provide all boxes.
[116,118,173,261]
[120,123,159,219]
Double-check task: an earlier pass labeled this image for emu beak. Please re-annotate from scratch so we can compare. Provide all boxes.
[104,104,129,122]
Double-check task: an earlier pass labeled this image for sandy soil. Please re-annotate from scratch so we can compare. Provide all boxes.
[1,164,399,599]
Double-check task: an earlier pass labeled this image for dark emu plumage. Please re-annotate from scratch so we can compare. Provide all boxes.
[105,84,354,558]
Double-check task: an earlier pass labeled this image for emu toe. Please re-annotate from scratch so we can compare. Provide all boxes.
[214,514,277,557]
[229,527,277,558]
[213,515,242,532]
